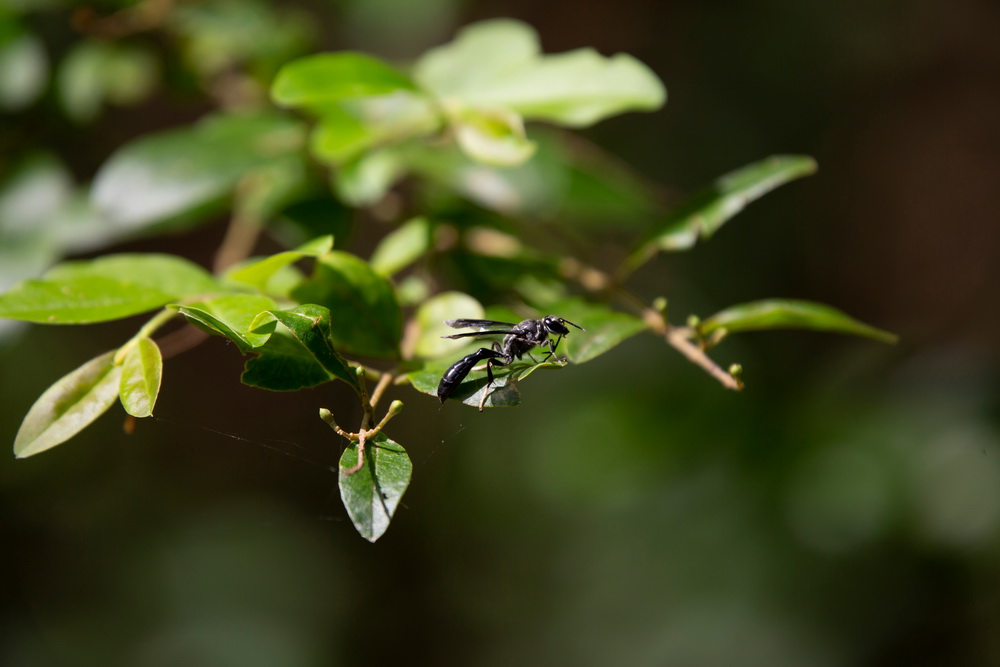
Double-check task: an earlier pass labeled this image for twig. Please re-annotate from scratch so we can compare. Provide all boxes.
[561,258,743,391]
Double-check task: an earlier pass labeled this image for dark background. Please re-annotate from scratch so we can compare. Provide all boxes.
[2,0,999,665]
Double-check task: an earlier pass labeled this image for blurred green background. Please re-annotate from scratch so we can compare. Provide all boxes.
[2,0,999,665]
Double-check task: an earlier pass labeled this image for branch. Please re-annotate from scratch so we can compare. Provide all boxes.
[561,258,744,391]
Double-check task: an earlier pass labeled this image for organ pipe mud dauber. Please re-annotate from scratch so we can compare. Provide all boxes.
[436,315,585,410]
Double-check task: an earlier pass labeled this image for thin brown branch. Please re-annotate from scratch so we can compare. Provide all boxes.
[562,258,743,391]
[368,372,395,411]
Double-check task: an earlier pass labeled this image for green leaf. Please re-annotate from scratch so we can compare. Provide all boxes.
[46,253,218,297]
[14,350,123,458]
[699,299,898,344]
[451,107,536,166]
[547,298,649,364]
[291,251,402,358]
[271,52,416,111]
[369,216,431,277]
[411,290,484,359]
[332,149,406,207]
[627,155,817,271]
[118,337,162,418]
[338,433,412,542]
[173,294,278,352]
[249,304,361,392]
[91,111,306,228]
[225,234,333,291]
[408,357,522,409]
[0,254,219,324]
[413,19,665,128]
[0,276,170,324]
[309,92,440,165]
[241,327,337,391]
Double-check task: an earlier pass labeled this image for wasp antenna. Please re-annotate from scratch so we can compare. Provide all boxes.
[563,319,585,331]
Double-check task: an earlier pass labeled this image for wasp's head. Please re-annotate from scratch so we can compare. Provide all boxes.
[542,315,584,335]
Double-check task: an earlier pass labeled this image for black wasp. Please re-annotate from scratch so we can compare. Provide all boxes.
[436,315,585,408]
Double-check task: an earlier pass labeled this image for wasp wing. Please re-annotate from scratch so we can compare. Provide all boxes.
[441,330,518,340]
[444,318,516,330]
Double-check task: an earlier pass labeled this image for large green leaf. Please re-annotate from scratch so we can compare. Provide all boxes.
[0,254,217,324]
[46,254,219,296]
[291,251,402,358]
[91,111,306,228]
[413,19,665,128]
[271,52,416,111]
[0,277,172,324]
[118,337,162,418]
[14,350,122,458]
[249,304,360,392]
[626,155,817,272]
[338,433,412,543]
[699,299,898,344]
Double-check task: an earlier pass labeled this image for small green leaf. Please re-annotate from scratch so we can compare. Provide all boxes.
[411,291,484,359]
[369,217,432,277]
[339,433,412,542]
[118,337,162,418]
[291,251,402,358]
[225,234,333,291]
[250,304,361,392]
[699,299,898,344]
[332,149,406,207]
[242,327,336,391]
[548,299,649,364]
[91,111,306,229]
[271,52,416,111]
[414,19,665,128]
[173,294,278,352]
[627,155,817,271]
[451,107,536,166]
[14,350,123,458]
